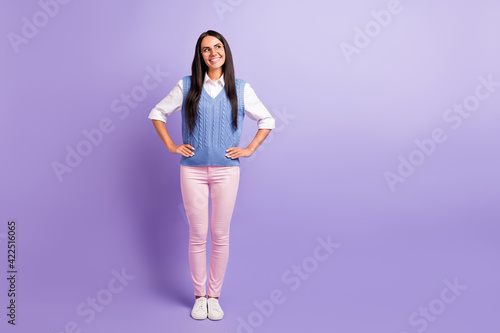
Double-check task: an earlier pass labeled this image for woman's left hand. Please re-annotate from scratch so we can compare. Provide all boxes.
[225,147,253,159]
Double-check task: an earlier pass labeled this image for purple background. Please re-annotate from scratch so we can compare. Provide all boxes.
[1,0,499,332]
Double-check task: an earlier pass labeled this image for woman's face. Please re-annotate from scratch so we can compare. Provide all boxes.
[200,36,226,71]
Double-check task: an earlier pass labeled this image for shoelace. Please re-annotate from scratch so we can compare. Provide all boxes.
[209,300,222,313]
[196,299,206,311]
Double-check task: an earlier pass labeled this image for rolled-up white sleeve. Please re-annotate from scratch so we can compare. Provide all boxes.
[148,79,184,123]
[243,83,275,129]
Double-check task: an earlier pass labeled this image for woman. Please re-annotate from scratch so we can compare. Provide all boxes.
[148,30,275,320]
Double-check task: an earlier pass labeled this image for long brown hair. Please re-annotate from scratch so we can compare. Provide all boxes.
[185,30,238,135]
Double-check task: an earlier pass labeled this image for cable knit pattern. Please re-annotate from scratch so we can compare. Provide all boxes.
[180,75,246,166]
[219,100,231,148]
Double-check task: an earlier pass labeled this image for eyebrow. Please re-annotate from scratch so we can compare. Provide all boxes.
[201,43,223,49]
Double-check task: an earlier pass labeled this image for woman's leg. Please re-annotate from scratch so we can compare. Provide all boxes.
[180,165,210,297]
[207,166,240,298]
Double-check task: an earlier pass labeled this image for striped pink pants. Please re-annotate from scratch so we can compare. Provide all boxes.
[180,165,240,297]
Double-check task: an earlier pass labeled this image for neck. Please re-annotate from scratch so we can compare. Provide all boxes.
[207,68,223,82]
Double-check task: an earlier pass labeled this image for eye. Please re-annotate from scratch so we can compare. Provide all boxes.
[215,45,221,49]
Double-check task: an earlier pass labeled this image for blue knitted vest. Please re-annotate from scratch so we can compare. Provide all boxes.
[180,75,246,166]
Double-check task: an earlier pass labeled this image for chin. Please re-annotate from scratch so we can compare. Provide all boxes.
[208,64,224,70]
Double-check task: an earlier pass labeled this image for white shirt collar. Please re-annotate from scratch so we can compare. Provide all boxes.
[204,72,225,86]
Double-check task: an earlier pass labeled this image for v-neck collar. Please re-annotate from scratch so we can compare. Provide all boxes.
[202,72,226,102]
[201,84,226,102]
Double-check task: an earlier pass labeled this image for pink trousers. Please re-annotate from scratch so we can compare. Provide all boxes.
[180,165,240,297]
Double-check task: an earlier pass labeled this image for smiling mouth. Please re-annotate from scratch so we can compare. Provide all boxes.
[210,57,221,62]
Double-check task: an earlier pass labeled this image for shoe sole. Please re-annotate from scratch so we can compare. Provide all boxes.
[191,313,207,320]
[207,314,223,321]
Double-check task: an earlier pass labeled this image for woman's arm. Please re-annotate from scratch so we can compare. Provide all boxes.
[152,119,194,157]
[225,128,271,159]
[242,83,275,129]
[148,79,184,122]
[225,82,275,159]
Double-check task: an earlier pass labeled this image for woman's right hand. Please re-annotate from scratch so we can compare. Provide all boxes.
[169,144,195,157]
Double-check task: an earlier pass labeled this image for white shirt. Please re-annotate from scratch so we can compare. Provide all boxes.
[148,73,275,129]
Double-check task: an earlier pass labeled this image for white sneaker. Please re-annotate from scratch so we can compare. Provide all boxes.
[191,297,207,320]
[207,298,224,320]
